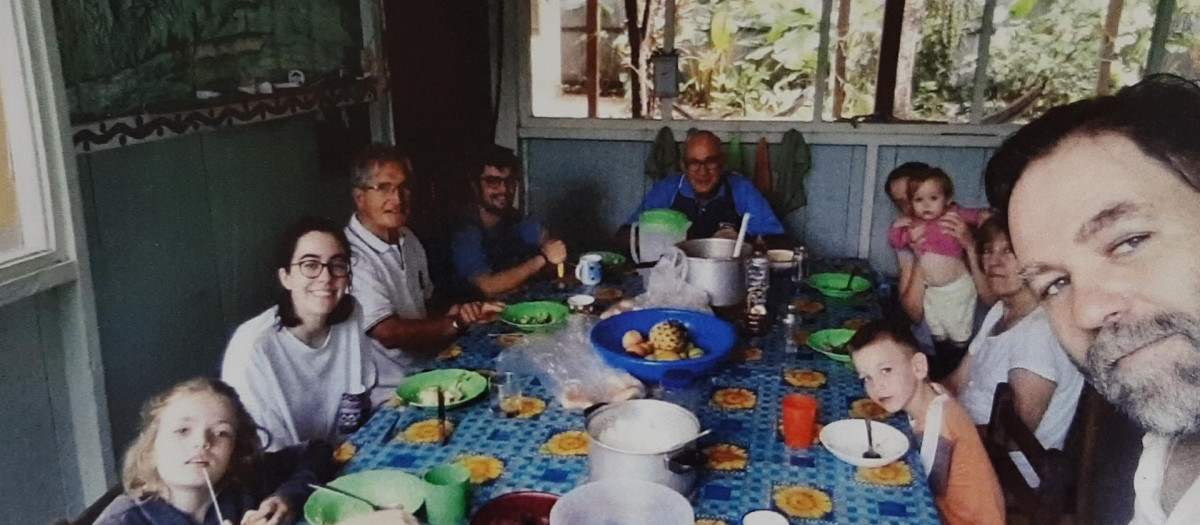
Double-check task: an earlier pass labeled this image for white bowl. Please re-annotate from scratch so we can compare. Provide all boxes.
[767,249,796,270]
[549,479,693,525]
[819,419,909,468]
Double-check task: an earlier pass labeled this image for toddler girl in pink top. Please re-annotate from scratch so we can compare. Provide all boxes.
[887,167,987,346]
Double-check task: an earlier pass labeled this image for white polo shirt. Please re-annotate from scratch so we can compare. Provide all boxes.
[1131,434,1200,525]
[345,214,434,389]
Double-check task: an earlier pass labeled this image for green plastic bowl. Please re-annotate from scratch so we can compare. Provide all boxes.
[808,328,857,363]
[304,469,426,524]
[396,369,488,409]
[500,301,569,333]
[807,273,872,298]
[589,251,628,267]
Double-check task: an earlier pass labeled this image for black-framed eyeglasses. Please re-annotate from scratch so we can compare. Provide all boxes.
[684,157,722,172]
[361,182,410,197]
[480,175,518,188]
[291,259,351,278]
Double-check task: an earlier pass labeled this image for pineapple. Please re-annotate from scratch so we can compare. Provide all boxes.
[648,320,688,353]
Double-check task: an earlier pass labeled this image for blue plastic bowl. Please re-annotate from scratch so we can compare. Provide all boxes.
[591,308,738,382]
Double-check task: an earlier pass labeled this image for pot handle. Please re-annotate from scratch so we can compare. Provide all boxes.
[667,448,705,474]
[583,403,608,418]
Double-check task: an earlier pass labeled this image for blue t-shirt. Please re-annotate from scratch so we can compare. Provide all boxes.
[451,214,545,282]
[625,173,786,236]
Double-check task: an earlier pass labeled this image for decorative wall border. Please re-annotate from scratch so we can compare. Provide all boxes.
[71,77,383,153]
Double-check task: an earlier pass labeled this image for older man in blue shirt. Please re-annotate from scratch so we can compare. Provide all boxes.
[620,130,785,242]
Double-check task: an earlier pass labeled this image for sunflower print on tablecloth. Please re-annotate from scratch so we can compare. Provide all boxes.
[739,347,763,362]
[402,419,456,443]
[541,430,590,456]
[711,387,757,410]
[382,395,404,409]
[842,318,870,330]
[437,344,463,360]
[512,396,547,419]
[783,369,827,388]
[495,334,526,347]
[774,485,834,520]
[694,519,729,525]
[457,454,504,483]
[704,444,748,471]
[331,442,356,465]
[855,462,914,486]
[791,298,824,314]
[793,330,812,345]
[850,398,889,420]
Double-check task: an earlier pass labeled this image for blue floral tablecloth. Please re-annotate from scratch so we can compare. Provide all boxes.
[339,260,941,525]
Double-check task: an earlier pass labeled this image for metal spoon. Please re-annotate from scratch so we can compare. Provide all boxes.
[863,418,881,459]
[308,484,405,511]
[843,267,859,291]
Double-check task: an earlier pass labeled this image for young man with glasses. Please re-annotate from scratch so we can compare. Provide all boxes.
[450,145,567,298]
[620,130,785,242]
[345,143,501,390]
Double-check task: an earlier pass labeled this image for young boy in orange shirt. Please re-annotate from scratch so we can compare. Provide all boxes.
[849,320,1005,525]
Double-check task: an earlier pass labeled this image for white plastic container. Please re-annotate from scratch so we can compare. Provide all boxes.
[549,479,693,525]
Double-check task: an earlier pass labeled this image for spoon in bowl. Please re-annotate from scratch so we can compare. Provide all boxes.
[863,418,881,459]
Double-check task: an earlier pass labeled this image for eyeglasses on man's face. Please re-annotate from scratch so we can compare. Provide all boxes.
[480,175,518,188]
[361,182,411,198]
[291,259,351,278]
[684,156,722,172]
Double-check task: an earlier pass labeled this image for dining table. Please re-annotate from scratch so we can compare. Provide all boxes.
[335,258,943,525]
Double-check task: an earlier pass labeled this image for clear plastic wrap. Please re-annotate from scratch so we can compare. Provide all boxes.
[600,248,713,319]
[494,316,644,411]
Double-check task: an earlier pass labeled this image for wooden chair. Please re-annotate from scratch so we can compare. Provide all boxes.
[1060,384,1110,525]
[43,484,122,525]
[984,382,1070,525]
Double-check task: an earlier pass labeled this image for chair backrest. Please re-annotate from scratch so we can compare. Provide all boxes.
[1061,383,1112,525]
[984,382,1069,525]
[71,484,123,525]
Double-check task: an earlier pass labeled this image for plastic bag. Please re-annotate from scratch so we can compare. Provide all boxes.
[494,316,644,411]
[601,248,712,319]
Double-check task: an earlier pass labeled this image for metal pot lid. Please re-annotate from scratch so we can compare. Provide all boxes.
[586,400,701,455]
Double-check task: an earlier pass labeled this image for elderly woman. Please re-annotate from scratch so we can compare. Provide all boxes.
[221,216,378,451]
[944,217,1085,486]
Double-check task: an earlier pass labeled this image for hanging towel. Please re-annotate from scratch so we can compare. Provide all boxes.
[645,126,680,179]
[754,137,771,195]
[726,134,745,175]
[774,129,813,213]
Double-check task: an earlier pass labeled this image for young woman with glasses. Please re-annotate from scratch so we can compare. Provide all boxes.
[220,216,378,451]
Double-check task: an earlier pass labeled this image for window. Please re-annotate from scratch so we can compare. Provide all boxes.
[1,0,75,302]
[527,0,1198,125]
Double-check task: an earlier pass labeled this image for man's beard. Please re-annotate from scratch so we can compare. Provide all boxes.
[481,195,513,215]
[1079,312,1200,436]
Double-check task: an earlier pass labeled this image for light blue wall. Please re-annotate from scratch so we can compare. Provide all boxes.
[0,293,72,525]
[524,138,992,277]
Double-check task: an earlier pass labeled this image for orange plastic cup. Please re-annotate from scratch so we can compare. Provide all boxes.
[782,394,818,449]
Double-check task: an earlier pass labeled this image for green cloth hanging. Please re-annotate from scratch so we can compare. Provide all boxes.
[644,126,680,179]
[773,129,813,213]
[726,134,744,175]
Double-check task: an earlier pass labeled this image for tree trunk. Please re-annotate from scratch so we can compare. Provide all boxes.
[1096,0,1125,95]
[623,0,643,118]
[894,0,928,119]
[638,0,664,117]
[834,0,851,119]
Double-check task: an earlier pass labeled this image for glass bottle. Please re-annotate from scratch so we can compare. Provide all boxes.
[745,256,771,336]
[782,303,798,354]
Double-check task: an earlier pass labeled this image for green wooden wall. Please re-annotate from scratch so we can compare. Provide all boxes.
[78,116,354,450]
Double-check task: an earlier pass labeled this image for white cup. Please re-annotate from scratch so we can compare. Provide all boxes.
[575,253,603,285]
[742,510,788,525]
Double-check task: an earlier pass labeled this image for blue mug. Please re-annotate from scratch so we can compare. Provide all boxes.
[575,254,603,285]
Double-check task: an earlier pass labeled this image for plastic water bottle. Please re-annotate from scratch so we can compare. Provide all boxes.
[791,246,808,283]
[658,369,702,413]
[745,256,771,336]
[782,303,798,354]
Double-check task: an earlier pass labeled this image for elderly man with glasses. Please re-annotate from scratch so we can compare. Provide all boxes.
[345,143,500,391]
[619,130,785,243]
[449,145,568,298]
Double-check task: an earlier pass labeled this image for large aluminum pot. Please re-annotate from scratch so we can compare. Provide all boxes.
[676,238,746,307]
[584,399,705,495]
